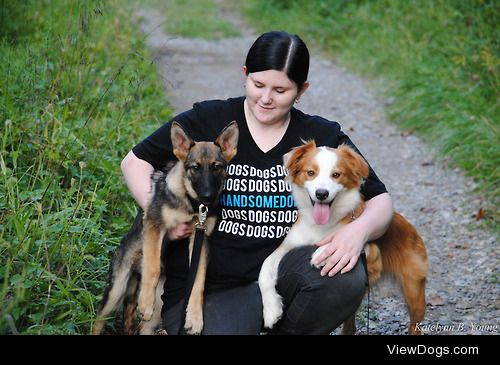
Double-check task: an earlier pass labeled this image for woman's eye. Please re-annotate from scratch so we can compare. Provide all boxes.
[254,83,264,88]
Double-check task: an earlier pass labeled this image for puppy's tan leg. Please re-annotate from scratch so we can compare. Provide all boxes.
[92,268,132,335]
[123,275,139,335]
[138,221,164,321]
[184,239,209,335]
[139,274,166,335]
[123,299,137,335]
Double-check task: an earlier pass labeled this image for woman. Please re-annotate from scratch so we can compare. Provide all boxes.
[121,31,394,334]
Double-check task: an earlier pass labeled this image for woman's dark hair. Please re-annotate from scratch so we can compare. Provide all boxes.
[245,31,309,90]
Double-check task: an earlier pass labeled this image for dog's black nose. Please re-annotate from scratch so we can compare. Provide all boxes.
[200,193,214,205]
[315,189,329,201]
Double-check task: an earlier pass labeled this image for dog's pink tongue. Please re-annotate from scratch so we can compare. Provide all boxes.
[313,202,330,225]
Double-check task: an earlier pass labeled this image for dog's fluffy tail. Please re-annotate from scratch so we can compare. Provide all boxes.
[366,213,428,335]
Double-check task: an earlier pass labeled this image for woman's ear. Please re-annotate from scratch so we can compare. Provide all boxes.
[298,81,310,99]
[242,66,248,87]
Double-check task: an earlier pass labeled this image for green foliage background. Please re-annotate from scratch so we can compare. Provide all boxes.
[0,0,170,334]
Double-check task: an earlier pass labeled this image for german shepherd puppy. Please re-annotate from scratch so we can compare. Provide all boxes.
[92,121,239,335]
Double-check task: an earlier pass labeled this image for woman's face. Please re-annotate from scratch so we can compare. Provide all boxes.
[243,68,308,126]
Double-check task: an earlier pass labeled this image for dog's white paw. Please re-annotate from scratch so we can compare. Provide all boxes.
[262,294,284,329]
[184,311,204,335]
[311,246,326,269]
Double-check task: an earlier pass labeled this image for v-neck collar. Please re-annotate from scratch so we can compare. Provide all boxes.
[232,97,297,158]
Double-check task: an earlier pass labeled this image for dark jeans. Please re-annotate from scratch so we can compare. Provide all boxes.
[162,246,367,335]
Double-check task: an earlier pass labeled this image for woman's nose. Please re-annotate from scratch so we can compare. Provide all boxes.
[260,89,272,104]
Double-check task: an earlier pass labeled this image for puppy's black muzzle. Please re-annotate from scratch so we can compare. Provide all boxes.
[194,167,225,209]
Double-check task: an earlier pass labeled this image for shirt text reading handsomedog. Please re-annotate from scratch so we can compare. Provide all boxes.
[217,163,298,240]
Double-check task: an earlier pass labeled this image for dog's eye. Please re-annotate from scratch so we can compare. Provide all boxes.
[212,162,224,170]
[306,170,315,176]
[189,164,200,171]
[332,172,341,178]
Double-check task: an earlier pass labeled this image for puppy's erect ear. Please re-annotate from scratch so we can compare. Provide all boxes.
[171,121,194,162]
[215,121,239,162]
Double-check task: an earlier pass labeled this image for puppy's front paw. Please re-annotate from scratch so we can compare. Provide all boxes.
[137,306,154,322]
[311,246,326,269]
[137,294,155,322]
[262,294,283,329]
[184,309,203,335]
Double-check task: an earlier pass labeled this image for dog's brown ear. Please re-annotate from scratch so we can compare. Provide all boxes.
[282,151,293,168]
[215,121,239,162]
[171,121,194,162]
[337,144,369,181]
[284,140,316,176]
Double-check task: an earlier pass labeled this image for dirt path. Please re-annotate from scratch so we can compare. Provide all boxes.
[136,7,499,335]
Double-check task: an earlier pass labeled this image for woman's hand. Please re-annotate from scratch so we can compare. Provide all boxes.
[167,223,193,241]
[312,193,394,277]
[311,220,368,277]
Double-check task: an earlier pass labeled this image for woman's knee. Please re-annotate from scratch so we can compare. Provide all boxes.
[273,246,367,334]
[277,246,367,293]
[162,283,263,335]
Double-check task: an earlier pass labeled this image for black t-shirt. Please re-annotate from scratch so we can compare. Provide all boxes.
[132,97,387,310]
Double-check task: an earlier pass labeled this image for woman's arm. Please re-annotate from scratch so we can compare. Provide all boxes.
[312,192,394,276]
[121,150,155,211]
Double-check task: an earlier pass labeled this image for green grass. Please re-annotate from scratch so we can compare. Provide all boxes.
[243,0,499,228]
[0,0,171,334]
[146,0,240,39]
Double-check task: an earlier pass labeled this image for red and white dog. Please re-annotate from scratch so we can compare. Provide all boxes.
[258,141,428,335]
